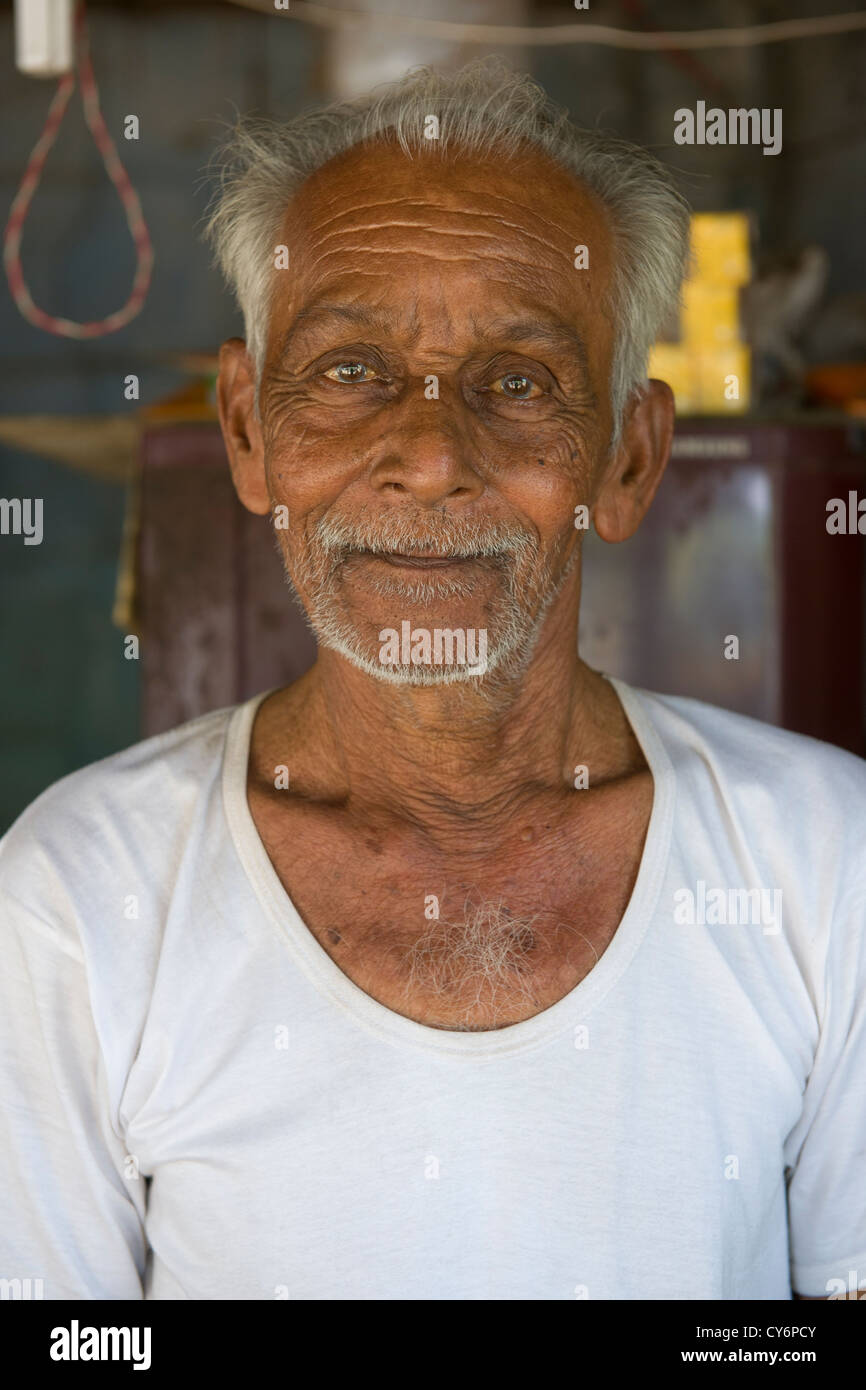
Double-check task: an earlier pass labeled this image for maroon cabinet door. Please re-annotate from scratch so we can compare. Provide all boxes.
[137,423,316,737]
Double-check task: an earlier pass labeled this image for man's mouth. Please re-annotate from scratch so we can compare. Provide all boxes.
[354,549,480,570]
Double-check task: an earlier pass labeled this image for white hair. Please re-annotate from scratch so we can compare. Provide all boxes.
[201,56,691,448]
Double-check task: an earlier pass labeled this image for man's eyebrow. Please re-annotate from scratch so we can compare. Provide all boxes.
[479,316,590,371]
[275,305,590,371]
[277,302,421,357]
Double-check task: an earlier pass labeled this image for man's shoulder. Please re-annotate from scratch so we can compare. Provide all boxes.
[641,684,865,775]
[0,701,243,905]
[629,681,866,845]
[11,702,236,826]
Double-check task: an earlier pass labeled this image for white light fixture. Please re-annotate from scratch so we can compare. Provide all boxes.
[326,0,528,101]
[14,0,74,78]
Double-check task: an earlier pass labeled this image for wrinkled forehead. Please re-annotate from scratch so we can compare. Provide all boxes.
[268,137,616,350]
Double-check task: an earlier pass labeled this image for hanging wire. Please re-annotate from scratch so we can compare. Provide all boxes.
[3,0,154,339]
[228,1,866,50]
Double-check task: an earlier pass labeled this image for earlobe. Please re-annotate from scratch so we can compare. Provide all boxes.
[216,338,271,516]
[592,378,674,544]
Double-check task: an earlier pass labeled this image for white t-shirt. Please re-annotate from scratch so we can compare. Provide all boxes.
[1,677,865,1302]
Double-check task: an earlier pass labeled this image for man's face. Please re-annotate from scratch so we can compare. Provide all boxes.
[253,139,619,684]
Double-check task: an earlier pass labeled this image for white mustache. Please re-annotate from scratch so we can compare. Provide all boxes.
[314,512,537,562]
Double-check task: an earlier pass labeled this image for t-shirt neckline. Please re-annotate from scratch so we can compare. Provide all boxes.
[222,675,676,1059]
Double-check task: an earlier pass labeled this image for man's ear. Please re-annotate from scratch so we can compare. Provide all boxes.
[215,337,270,516]
[592,379,675,543]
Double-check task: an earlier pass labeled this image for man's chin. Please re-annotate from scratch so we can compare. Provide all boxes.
[324,612,492,682]
[305,599,550,687]
[326,571,499,657]
[358,658,490,688]
[292,550,554,687]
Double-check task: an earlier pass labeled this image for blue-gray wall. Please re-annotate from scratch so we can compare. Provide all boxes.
[2,0,865,830]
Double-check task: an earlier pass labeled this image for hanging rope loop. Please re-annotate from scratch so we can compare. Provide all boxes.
[3,0,154,339]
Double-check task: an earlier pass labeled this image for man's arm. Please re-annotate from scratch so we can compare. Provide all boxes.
[784,855,866,1303]
[0,867,147,1298]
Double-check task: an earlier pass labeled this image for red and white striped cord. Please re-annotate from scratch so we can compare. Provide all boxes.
[3,0,154,338]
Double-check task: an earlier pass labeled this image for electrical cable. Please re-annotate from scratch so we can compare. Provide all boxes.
[228,1,866,50]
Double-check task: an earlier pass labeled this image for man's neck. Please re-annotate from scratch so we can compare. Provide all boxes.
[259,598,643,845]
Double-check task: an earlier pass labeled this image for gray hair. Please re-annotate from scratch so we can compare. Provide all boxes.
[201,56,691,448]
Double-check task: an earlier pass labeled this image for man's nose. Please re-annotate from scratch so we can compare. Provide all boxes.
[369,397,484,506]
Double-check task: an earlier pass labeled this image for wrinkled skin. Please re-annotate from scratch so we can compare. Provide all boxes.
[216,137,673,1029]
[218,135,673,733]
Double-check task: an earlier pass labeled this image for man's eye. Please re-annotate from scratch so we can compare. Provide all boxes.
[491,373,543,400]
[323,361,382,384]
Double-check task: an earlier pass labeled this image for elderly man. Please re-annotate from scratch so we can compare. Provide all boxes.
[1,60,864,1303]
